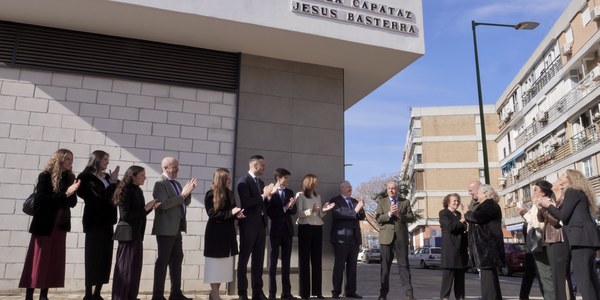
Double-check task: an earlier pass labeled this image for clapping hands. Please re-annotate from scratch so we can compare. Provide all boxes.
[181,178,199,197]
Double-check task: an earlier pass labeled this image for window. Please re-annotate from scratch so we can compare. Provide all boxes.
[565,27,574,44]
[582,157,594,177]
[523,185,531,201]
[582,7,592,26]
[415,153,422,164]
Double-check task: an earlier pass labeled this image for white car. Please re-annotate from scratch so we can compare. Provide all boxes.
[408,247,442,269]
[358,248,381,263]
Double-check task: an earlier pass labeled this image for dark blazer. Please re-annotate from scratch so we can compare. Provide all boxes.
[29,171,77,236]
[77,171,118,232]
[204,189,239,258]
[113,184,152,242]
[330,195,365,245]
[152,174,191,235]
[266,187,297,237]
[465,199,505,269]
[439,208,468,269]
[547,188,600,248]
[237,173,267,228]
[375,197,415,245]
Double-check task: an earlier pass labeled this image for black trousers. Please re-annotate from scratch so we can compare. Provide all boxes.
[380,236,413,297]
[440,268,465,300]
[519,252,542,299]
[547,242,574,300]
[297,224,322,299]
[85,226,114,286]
[571,247,600,300]
[331,239,359,295]
[153,233,184,298]
[268,231,293,296]
[237,222,267,297]
[479,268,502,300]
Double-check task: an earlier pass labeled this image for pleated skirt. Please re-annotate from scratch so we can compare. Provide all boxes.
[112,240,143,300]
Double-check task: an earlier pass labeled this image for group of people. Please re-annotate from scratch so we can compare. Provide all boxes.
[438,174,600,300]
[19,149,198,300]
[17,147,600,300]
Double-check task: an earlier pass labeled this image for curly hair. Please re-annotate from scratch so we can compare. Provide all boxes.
[43,149,74,192]
[113,166,145,206]
[564,169,599,215]
[478,184,499,202]
[211,168,231,210]
[443,193,461,209]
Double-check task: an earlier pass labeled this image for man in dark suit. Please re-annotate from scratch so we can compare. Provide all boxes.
[237,155,275,300]
[330,181,365,299]
[266,168,298,300]
[375,180,415,300]
[151,156,198,300]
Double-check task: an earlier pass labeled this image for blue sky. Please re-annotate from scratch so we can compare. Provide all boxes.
[344,0,570,186]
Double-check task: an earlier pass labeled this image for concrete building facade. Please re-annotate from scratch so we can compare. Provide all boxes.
[400,105,502,249]
[0,0,424,294]
[496,0,600,234]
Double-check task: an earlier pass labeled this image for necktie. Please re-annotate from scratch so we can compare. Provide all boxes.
[390,198,396,205]
[346,198,353,209]
[170,180,185,217]
[279,189,285,205]
[254,177,261,193]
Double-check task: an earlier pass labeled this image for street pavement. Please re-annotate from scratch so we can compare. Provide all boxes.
[0,262,581,300]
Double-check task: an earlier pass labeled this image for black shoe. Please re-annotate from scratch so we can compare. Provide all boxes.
[314,296,325,299]
[331,294,340,299]
[281,295,298,300]
[267,295,276,300]
[94,296,104,300]
[345,293,362,299]
[238,295,249,300]
[252,294,268,300]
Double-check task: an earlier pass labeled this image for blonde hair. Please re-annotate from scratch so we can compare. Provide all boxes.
[479,184,499,202]
[302,174,318,198]
[44,149,74,192]
[564,169,599,215]
[211,168,231,209]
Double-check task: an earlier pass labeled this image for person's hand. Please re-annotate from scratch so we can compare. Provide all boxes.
[355,198,365,212]
[518,207,527,217]
[539,197,551,208]
[312,202,321,213]
[236,209,246,219]
[390,204,399,217]
[108,166,120,184]
[181,178,198,197]
[322,202,335,212]
[145,199,160,211]
[287,196,297,209]
[232,207,242,215]
[66,179,81,197]
[263,183,275,199]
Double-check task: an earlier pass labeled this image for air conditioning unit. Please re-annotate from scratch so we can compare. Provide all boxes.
[593,6,600,21]
[498,177,507,186]
[537,111,548,122]
[563,42,573,55]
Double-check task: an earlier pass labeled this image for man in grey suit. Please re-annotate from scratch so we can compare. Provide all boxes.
[152,156,198,300]
[375,180,415,300]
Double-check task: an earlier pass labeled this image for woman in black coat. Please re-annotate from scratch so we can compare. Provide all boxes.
[439,193,468,300]
[19,149,80,300]
[111,166,159,300]
[540,169,600,300]
[204,168,244,300]
[464,184,505,300]
[76,150,119,300]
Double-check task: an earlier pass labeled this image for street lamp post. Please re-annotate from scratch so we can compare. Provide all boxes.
[471,20,539,184]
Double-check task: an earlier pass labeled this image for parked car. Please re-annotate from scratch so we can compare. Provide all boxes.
[499,242,525,276]
[358,248,381,263]
[408,247,442,269]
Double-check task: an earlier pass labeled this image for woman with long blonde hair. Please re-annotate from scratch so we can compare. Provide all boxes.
[540,169,600,299]
[203,168,244,300]
[19,149,80,300]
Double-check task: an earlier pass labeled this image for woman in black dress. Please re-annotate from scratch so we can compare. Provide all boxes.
[111,166,159,300]
[464,184,505,300]
[19,149,80,300]
[204,168,244,300]
[76,150,120,300]
[439,193,468,300]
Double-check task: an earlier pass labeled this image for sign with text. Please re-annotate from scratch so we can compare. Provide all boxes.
[292,0,418,35]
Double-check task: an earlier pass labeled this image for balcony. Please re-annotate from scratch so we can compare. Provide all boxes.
[514,65,600,148]
[506,122,600,187]
[520,58,563,106]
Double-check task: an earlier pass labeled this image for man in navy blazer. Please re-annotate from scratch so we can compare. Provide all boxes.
[237,155,275,300]
[329,181,365,299]
[266,168,298,300]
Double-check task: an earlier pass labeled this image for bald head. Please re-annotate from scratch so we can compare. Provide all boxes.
[468,180,481,201]
[161,156,180,179]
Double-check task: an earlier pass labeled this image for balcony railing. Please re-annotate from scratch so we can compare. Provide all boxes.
[514,66,600,148]
[521,58,563,106]
[506,122,600,187]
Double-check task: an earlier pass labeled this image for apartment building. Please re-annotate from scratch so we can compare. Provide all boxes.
[496,0,600,235]
[400,105,502,249]
[0,0,424,293]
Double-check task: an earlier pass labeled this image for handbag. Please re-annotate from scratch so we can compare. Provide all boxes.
[22,187,37,216]
[113,222,133,241]
[525,228,543,253]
